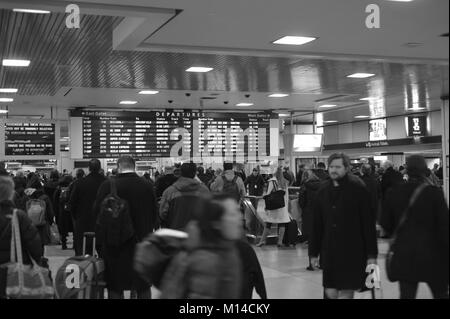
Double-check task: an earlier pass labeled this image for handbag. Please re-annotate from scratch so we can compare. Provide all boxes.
[385,183,427,282]
[49,223,61,246]
[263,180,286,210]
[1,209,54,299]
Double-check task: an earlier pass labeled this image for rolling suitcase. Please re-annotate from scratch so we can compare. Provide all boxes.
[282,217,299,247]
[54,232,105,299]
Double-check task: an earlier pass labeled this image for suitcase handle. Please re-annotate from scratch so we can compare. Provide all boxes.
[82,232,97,256]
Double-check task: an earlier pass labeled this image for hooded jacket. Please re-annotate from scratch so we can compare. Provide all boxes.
[159,177,210,229]
[160,221,242,299]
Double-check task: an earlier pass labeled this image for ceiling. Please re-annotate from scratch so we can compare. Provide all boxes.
[0,0,448,128]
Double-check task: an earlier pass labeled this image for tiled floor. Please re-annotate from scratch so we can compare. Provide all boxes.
[45,239,434,299]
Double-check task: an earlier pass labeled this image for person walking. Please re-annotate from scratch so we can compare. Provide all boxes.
[256,167,291,248]
[309,153,378,299]
[94,156,158,299]
[380,155,449,299]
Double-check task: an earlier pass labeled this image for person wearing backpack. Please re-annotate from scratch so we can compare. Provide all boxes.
[23,176,55,248]
[94,156,158,299]
[380,155,449,299]
[159,163,210,230]
[0,176,44,299]
[69,160,106,255]
[210,163,246,202]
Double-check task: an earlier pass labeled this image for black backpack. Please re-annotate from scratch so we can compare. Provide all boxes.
[165,187,207,230]
[97,178,135,246]
[221,175,241,201]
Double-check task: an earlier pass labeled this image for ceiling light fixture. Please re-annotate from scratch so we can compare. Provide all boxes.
[360,97,377,101]
[269,93,289,97]
[319,104,337,108]
[186,67,213,73]
[13,8,51,14]
[120,101,137,105]
[0,98,14,102]
[236,103,253,107]
[324,120,338,123]
[0,110,8,114]
[278,113,290,117]
[355,115,370,119]
[138,90,159,95]
[347,73,375,78]
[2,59,30,67]
[0,88,18,93]
[272,36,317,45]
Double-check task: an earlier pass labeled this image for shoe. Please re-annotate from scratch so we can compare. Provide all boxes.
[306,265,315,271]
[277,243,283,248]
[256,242,265,247]
[61,243,68,250]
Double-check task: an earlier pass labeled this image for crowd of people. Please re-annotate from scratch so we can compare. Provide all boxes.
[0,153,448,299]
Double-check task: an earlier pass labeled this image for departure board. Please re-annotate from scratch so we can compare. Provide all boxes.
[5,122,56,156]
[70,110,277,160]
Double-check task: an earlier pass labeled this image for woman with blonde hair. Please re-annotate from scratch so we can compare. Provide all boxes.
[256,167,291,247]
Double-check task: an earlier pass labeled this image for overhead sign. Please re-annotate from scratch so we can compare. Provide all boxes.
[369,119,387,141]
[4,122,56,156]
[323,136,442,151]
[407,116,427,137]
[70,110,279,161]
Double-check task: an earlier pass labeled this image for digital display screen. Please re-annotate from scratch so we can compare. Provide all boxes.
[70,110,278,160]
[293,134,323,152]
[407,116,427,137]
[5,122,56,156]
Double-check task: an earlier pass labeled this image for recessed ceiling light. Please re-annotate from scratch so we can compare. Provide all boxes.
[347,73,375,78]
[269,93,289,97]
[13,8,51,14]
[319,104,337,108]
[120,100,137,105]
[0,110,8,114]
[236,103,254,107]
[324,120,338,123]
[272,36,317,45]
[360,97,377,101]
[138,90,159,95]
[0,88,18,93]
[278,113,290,117]
[0,98,14,102]
[186,67,213,73]
[355,115,370,119]
[2,59,30,67]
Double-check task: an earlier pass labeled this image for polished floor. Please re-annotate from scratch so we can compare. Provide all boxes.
[45,237,433,299]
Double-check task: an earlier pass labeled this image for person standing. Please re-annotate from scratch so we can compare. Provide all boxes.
[381,161,404,199]
[359,164,380,223]
[154,166,178,199]
[69,159,106,255]
[210,163,246,202]
[94,156,158,299]
[309,153,378,299]
[380,155,449,299]
[256,167,291,247]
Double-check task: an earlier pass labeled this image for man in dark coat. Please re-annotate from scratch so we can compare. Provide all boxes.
[244,168,266,209]
[315,162,330,182]
[69,159,106,255]
[94,156,158,299]
[380,155,449,299]
[309,153,378,299]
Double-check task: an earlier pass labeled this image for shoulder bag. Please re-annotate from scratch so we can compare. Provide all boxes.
[263,180,286,211]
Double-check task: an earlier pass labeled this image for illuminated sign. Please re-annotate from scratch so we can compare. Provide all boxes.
[369,119,387,141]
[407,116,427,137]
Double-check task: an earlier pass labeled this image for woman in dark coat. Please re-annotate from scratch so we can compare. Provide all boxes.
[53,175,74,250]
[0,176,43,298]
[309,173,378,293]
[380,155,449,299]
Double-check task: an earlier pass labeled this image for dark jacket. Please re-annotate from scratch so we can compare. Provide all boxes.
[155,174,178,199]
[244,174,266,196]
[43,180,59,206]
[315,169,330,182]
[381,167,404,199]
[160,222,242,299]
[23,188,54,246]
[299,178,322,239]
[236,239,266,299]
[360,174,380,222]
[69,172,106,255]
[93,172,158,291]
[159,177,210,230]
[380,180,449,285]
[310,174,378,290]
